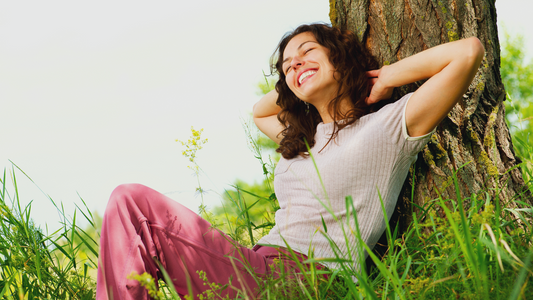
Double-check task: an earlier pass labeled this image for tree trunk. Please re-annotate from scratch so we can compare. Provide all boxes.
[330,0,532,230]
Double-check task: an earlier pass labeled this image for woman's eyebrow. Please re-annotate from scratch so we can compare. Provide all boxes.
[282,41,317,69]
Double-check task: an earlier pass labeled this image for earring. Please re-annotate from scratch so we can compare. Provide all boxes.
[305,101,310,115]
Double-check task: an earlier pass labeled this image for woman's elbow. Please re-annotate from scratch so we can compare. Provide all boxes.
[252,102,259,118]
[465,37,485,65]
[252,101,266,118]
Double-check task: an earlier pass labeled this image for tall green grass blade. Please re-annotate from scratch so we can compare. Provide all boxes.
[74,230,99,258]
[33,238,43,286]
[50,239,74,260]
[361,238,405,299]
[508,249,533,300]
[377,188,394,254]
[229,185,271,202]
[344,196,377,300]
[242,199,255,246]
[1,168,5,200]
[71,210,77,269]
[75,194,96,229]
[155,260,180,300]
[400,255,412,283]
[278,239,316,293]
[303,138,330,204]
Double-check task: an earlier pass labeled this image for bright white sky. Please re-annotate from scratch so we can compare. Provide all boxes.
[0,0,531,232]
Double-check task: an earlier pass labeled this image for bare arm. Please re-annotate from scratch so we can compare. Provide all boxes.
[367,37,485,137]
[253,90,284,144]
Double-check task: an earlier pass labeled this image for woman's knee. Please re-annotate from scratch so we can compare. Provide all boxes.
[111,183,149,198]
[106,183,153,211]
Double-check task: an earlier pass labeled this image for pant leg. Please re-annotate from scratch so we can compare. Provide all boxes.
[96,184,269,300]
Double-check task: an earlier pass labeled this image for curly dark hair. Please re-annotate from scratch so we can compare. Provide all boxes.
[272,23,380,159]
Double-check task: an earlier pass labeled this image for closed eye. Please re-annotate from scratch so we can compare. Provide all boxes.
[284,48,314,74]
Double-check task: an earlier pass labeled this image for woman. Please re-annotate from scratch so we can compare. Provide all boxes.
[96,23,484,299]
[252,23,484,274]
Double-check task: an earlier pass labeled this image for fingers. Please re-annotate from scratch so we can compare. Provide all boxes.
[366,69,380,78]
[365,95,379,105]
[365,79,394,105]
[366,95,381,105]
[368,78,379,85]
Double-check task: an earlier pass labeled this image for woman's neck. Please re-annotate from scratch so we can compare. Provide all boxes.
[315,97,353,123]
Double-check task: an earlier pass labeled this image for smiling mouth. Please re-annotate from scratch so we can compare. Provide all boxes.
[298,70,317,85]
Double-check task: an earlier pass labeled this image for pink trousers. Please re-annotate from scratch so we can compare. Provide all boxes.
[96,184,311,300]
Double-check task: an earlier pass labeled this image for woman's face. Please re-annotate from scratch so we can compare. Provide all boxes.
[282,32,339,105]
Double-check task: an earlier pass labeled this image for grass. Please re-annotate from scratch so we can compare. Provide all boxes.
[175,168,530,300]
[0,125,532,299]
[171,124,533,299]
[0,165,98,299]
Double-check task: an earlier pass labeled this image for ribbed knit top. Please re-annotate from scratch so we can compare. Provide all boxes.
[257,93,434,271]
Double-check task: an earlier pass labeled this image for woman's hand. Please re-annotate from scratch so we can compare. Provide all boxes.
[366,67,394,105]
[253,90,285,144]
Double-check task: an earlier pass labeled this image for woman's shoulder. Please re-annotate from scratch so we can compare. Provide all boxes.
[353,93,412,128]
[355,93,415,139]
[372,93,413,117]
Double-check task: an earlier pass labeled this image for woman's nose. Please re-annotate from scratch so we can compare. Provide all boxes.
[291,56,304,69]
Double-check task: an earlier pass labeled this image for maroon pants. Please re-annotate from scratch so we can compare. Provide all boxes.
[96,184,311,300]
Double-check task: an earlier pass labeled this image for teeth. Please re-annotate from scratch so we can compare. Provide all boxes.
[298,70,317,85]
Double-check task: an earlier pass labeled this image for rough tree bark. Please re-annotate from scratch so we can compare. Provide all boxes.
[329,0,532,230]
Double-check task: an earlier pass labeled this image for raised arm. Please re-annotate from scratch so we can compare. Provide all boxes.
[367,37,485,137]
[253,90,284,144]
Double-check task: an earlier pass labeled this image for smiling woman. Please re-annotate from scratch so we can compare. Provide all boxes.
[253,22,484,276]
